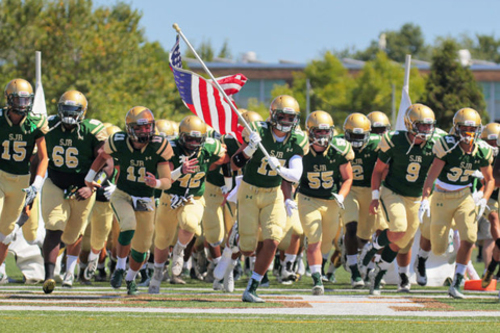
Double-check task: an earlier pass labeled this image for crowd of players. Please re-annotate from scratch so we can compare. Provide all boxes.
[1,78,500,303]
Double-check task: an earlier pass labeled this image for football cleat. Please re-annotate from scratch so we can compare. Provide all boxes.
[78,269,92,286]
[482,269,495,289]
[148,267,163,294]
[242,278,265,303]
[223,270,234,293]
[126,279,138,296]
[260,272,270,288]
[349,264,364,289]
[448,273,465,299]
[137,268,151,287]
[95,267,107,282]
[169,275,186,285]
[110,268,126,289]
[213,279,223,291]
[43,279,56,294]
[397,273,411,293]
[281,261,297,282]
[62,272,74,288]
[369,264,387,296]
[311,272,324,296]
[414,255,428,286]
[171,244,184,277]
[84,257,99,281]
[214,247,234,281]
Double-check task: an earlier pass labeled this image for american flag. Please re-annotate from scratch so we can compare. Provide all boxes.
[169,35,247,142]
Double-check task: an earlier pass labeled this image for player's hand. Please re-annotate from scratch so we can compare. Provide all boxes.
[103,183,116,201]
[22,185,39,207]
[369,200,379,215]
[144,172,158,188]
[284,198,298,217]
[85,180,101,191]
[268,156,281,171]
[1,224,20,245]
[75,187,93,201]
[472,190,484,205]
[243,131,261,157]
[181,157,199,174]
[476,198,489,219]
[418,199,430,224]
[332,193,345,209]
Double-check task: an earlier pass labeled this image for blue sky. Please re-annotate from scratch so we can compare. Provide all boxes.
[95,0,500,63]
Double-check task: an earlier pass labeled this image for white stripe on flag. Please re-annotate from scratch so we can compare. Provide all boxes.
[220,93,233,134]
[206,82,219,131]
[191,76,204,122]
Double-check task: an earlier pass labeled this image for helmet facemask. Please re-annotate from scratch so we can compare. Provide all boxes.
[7,91,33,116]
[309,124,333,148]
[345,129,369,149]
[58,103,85,125]
[271,109,299,133]
[411,121,435,141]
[456,124,480,144]
[127,119,155,143]
[180,131,206,152]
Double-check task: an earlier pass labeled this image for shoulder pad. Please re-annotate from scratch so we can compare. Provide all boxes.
[205,137,215,144]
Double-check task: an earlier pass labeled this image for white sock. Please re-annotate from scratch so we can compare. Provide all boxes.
[66,255,79,275]
[116,256,127,270]
[125,268,139,282]
[177,240,188,248]
[212,257,221,265]
[310,264,321,274]
[88,251,100,262]
[367,261,375,269]
[398,265,410,275]
[0,262,6,275]
[418,249,430,259]
[466,260,480,280]
[322,253,329,260]
[285,254,297,264]
[154,262,166,269]
[251,271,263,282]
[346,254,357,266]
[378,260,391,271]
[455,263,467,276]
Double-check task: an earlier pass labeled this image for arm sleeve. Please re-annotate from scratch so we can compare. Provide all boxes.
[279,154,303,183]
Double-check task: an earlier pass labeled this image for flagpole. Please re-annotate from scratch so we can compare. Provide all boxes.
[172,23,270,159]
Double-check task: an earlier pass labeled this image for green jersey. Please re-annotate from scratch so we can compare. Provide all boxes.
[433,135,493,187]
[206,133,241,187]
[0,109,48,175]
[167,137,224,197]
[46,116,107,181]
[378,130,440,197]
[343,133,380,188]
[104,132,173,197]
[242,121,309,188]
[298,137,354,199]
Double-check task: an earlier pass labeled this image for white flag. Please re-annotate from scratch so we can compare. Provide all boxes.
[395,84,411,131]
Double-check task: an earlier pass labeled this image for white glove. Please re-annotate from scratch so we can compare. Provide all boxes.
[103,183,117,201]
[22,185,39,207]
[170,194,194,209]
[418,199,430,224]
[477,198,489,218]
[284,198,298,217]
[332,193,345,209]
[243,131,261,157]
[472,191,484,205]
[268,156,281,171]
[471,170,484,180]
[221,177,233,195]
[2,224,20,245]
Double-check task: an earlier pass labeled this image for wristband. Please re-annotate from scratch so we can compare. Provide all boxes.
[243,145,257,157]
[32,175,44,191]
[155,179,161,189]
[171,166,183,181]
[372,190,380,200]
[85,169,97,183]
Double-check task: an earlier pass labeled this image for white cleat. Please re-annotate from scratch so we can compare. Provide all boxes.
[223,270,234,293]
[62,272,74,288]
[171,244,184,277]
[84,257,99,280]
[148,267,163,294]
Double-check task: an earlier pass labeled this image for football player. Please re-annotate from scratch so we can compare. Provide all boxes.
[156,119,177,141]
[298,110,354,294]
[341,113,379,287]
[230,95,308,303]
[420,108,494,299]
[85,106,174,295]
[0,79,48,282]
[41,90,108,293]
[365,104,437,296]
[148,115,228,293]
[367,111,391,135]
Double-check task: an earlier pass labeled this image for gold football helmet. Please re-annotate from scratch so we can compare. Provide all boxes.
[4,78,34,115]
[453,107,482,144]
[343,113,371,149]
[156,119,177,140]
[105,125,122,137]
[306,110,335,147]
[269,95,300,133]
[58,90,88,125]
[125,106,155,143]
[404,104,436,141]
[240,110,263,125]
[481,122,500,156]
[367,111,391,134]
[179,115,207,151]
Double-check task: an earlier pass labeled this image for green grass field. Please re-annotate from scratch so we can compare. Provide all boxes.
[1,250,499,332]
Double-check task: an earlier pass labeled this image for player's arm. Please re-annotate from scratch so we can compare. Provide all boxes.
[34,136,48,184]
[85,146,112,190]
[338,161,353,199]
[144,162,172,191]
[369,158,389,214]
[209,150,230,171]
[421,158,445,200]
[480,164,495,201]
[231,130,261,171]
[493,156,500,186]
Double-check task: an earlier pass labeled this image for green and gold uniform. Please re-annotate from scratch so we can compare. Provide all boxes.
[155,137,225,250]
[340,133,381,240]
[103,132,173,253]
[0,109,48,236]
[238,121,309,252]
[376,130,440,251]
[42,116,107,245]
[298,137,354,250]
[430,136,493,255]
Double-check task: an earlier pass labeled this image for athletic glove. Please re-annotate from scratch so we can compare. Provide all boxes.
[103,183,117,201]
[418,199,430,224]
[267,156,281,172]
[476,198,489,219]
[243,131,261,157]
[472,190,484,205]
[22,185,39,207]
[284,198,298,217]
[332,193,345,210]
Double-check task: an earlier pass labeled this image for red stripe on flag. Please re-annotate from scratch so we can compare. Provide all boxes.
[198,78,213,126]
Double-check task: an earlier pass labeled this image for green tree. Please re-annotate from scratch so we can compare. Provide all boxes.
[271,51,355,127]
[351,51,426,117]
[421,40,486,130]
[0,0,183,127]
